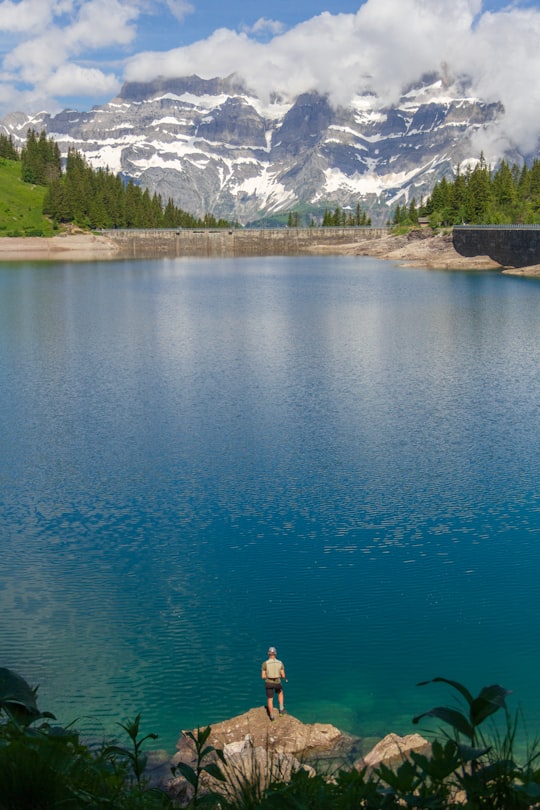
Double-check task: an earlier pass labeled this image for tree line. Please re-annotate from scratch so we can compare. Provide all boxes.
[9,128,540,230]
[0,132,20,161]
[394,153,540,228]
[322,203,371,226]
[14,129,230,230]
[286,204,371,227]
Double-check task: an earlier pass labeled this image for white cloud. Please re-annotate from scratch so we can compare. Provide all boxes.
[0,0,142,111]
[0,0,59,34]
[463,7,540,154]
[242,18,286,37]
[64,0,139,49]
[46,64,121,97]
[123,0,540,158]
[1,0,540,162]
[125,0,483,105]
[165,0,194,22]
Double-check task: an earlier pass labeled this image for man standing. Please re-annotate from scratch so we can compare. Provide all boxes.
[262,646,286,721]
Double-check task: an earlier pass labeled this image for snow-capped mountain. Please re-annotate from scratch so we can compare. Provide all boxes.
[1,74,505,224]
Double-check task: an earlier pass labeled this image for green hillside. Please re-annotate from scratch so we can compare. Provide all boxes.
[0,157,56,236]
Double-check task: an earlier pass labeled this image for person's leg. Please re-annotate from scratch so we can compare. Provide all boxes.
[278,685,284,713]
[266,684,275,719]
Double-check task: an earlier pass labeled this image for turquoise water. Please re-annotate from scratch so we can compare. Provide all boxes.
[1,256,540,753]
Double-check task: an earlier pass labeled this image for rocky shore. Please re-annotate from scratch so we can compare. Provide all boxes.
[309,228,540,275]
[145,707,430,804]
[309,227,501,270]
[1,228,540,274]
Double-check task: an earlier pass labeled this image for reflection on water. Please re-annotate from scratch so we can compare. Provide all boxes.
[1,257,540,751]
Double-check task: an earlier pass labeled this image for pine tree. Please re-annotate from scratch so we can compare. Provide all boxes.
[0,133,18,160]
[21,129,61,185]
[465,162,493,223]
[492,161,517,222]
[29,137,230,230]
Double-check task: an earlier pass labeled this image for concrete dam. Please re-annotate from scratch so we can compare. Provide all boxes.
[453,225,540,267]
[103,227,389,258]
[102,225,540,267]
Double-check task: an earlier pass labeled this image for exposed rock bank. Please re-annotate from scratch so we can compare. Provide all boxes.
[308,228,501,270]
[175,706,345,758]
[146,708,430,805]
[0,232,120,261]
[3,228,540,274]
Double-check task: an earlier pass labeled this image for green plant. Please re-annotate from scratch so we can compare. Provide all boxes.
[0,668,121,809]
[412,676,540,809]
[0,669,172,809]
[171,725,226,807]
[105,713,159,788]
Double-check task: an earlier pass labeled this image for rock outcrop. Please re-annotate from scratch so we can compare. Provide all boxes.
[174,706,345,761]
[145,708,430,806]
[164,707,348,803]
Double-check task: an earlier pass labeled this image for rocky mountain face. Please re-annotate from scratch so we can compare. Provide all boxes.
[0,74,504,225]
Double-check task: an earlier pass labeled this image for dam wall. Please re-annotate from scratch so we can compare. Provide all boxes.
[453,225,540,267]
[102,227,389,258]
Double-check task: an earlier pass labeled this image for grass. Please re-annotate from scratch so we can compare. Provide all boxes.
[0,157,56,236]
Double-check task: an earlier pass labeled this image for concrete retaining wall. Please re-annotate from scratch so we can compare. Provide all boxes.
[453,225,540,267]
[102,227,389,258]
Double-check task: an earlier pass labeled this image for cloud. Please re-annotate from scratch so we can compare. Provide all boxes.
[125,0,483,105]
[242,18,286,37]
[124,0,540,159]
[1,0,539,162]
[0,0,61,34]
[0,0,142,112]
[164,0,194,22]
[46,64,121,97]
[463,7,540,154]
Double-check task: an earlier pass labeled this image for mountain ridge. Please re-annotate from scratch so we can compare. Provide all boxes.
[0,73,512,224]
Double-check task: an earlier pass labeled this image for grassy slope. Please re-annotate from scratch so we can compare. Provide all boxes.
[0,158,56,236]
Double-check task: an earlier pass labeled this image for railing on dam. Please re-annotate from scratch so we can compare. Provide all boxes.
[453,225,540,267]
[100,227,390,258]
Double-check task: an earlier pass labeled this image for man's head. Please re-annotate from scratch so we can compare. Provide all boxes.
[268,647,277,657]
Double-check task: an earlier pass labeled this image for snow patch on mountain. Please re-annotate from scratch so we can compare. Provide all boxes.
[0,73,512,224]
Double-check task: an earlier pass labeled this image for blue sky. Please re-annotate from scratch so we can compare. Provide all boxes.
[0,0,539,150]
[134,0,533,49]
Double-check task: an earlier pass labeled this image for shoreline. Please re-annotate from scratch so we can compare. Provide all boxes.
[0,233,121,262]
[1,230,540,274]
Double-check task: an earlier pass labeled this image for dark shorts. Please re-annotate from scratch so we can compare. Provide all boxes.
[265,680,282,698]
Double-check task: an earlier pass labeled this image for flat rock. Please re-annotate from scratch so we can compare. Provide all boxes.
[175,706,344,760]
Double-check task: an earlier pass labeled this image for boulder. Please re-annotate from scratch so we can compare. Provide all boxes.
[150,707,435,806]
[165,708,344,805]
[175,706,344,759]
[356,732,431,773]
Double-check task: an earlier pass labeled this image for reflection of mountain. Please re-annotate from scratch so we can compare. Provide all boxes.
[1,74,504,224]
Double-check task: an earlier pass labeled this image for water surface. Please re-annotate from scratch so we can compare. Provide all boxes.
[1,256,539,751]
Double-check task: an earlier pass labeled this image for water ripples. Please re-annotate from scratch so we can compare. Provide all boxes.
[1,257,540,750]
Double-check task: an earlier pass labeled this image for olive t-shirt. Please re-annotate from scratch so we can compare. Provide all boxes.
[262,658,283,682]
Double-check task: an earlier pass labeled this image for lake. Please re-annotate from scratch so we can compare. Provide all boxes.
[1,255,539,753]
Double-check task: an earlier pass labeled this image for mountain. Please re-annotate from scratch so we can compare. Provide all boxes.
[0,74,505,225]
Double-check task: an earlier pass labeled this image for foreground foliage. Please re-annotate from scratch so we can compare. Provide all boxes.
[0,667,173,809]
[2,667,540,808]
